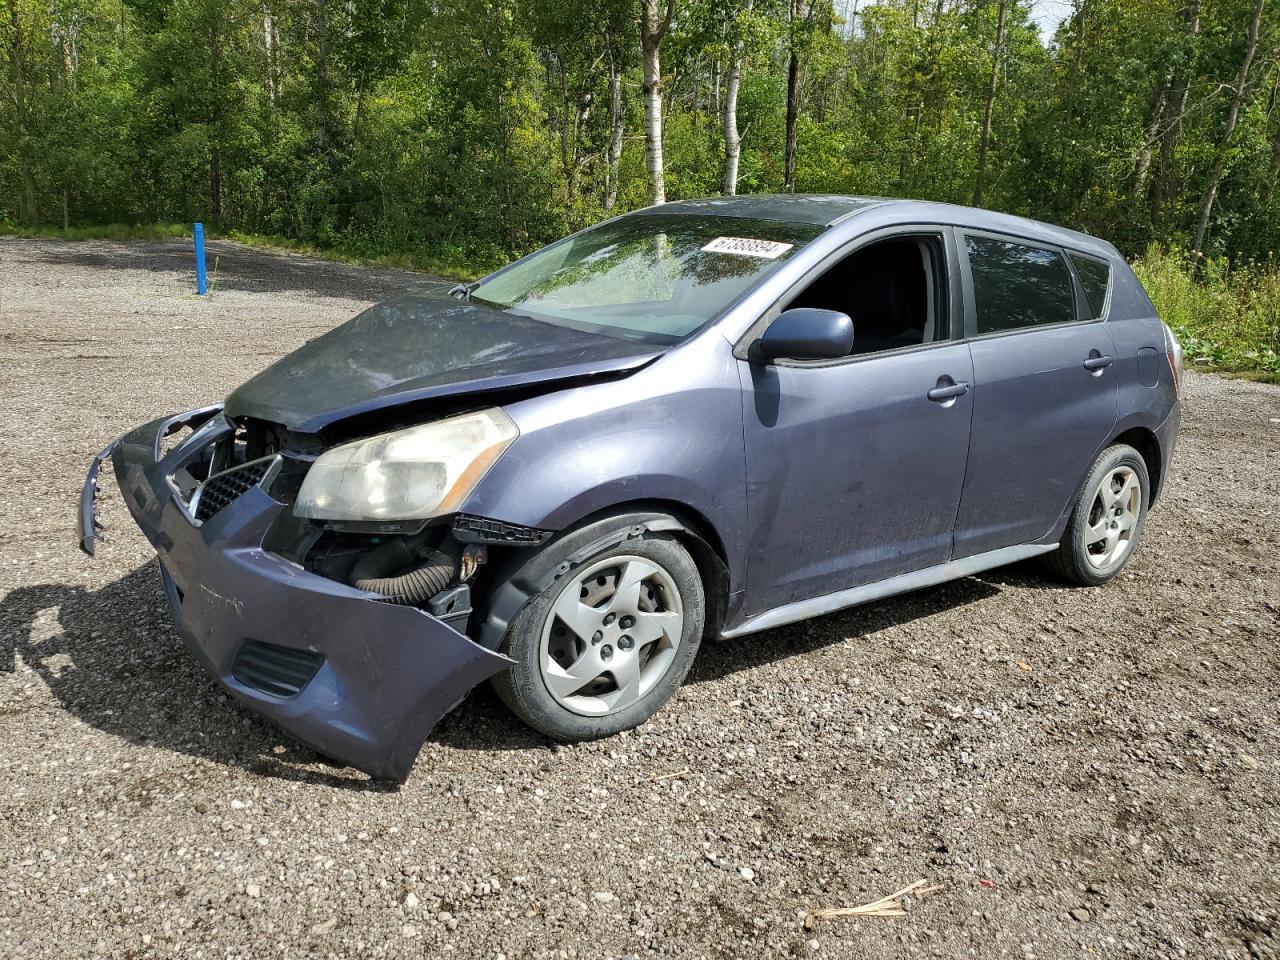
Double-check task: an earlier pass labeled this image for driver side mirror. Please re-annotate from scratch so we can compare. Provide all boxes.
[754,308,854,362]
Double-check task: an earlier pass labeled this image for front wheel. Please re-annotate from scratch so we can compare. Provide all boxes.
[492,532,704,742]
[1045,443,1150,586]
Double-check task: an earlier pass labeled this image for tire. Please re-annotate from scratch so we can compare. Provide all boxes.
[1044,443,1150,586]
[491,528,704,742]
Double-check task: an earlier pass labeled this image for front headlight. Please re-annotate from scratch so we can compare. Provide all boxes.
[294,408,518,521]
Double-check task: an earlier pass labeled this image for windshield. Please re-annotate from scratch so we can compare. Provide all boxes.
[469,214,822,344]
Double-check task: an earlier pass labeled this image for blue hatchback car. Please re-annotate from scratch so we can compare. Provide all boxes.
[81,195,1182,781]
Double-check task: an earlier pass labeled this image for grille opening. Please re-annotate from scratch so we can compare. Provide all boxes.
[194,457,275,523]
[231,640,324,699]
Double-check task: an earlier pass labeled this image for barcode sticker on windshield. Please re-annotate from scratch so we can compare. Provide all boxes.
[701,236,794,259]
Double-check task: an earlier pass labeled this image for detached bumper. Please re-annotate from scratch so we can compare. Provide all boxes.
[79,408,512,782]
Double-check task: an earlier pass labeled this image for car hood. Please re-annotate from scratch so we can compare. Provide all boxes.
[223,293,663,432]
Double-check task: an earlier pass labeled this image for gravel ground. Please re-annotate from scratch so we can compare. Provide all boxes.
[1,236,1278,960]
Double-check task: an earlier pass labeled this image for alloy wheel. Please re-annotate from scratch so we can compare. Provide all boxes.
[538,555,684,717]
[1083,465,1142,569]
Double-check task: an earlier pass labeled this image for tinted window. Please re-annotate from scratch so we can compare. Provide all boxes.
[787,235,945,355]
[965,235,1075,334]
[1069,253,1111,317]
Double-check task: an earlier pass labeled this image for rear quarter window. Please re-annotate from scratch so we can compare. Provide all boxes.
[1069,253,1112,317]
[965,235,1075,335]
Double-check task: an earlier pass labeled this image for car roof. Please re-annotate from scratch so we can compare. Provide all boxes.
[632,194,885,226]
[634,194,1117,258]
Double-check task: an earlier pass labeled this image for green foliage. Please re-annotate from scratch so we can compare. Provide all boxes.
[2,0,1279,362]
[1135,246,1280,381]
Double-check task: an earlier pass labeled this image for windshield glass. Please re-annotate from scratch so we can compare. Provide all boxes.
[469,214,822,343]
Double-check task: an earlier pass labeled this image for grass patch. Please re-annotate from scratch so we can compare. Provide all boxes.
[1134,245,1280,383]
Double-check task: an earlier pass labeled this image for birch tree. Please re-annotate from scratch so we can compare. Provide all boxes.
[721,0,751,194]
[640,0,676,204]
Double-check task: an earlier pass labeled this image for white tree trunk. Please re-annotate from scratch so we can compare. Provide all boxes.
[722,0,750,195]
[641,41,666,204]
[641,0,675,205]
[263,9,276,104]
[605,59,624,211]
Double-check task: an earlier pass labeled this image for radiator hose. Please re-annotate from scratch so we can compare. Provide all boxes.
[349,533,455,605]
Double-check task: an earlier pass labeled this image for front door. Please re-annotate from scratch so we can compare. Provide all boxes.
[741,346,975,614]
[952,231,1119,558]
[738,229,973,616]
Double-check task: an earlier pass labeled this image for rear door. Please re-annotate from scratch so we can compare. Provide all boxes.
[953,231,1119,558]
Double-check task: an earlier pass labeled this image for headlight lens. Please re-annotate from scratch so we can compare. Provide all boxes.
[294,408,518,521]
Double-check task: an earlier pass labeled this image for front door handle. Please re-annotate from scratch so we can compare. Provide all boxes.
[1083,353,1114,372]
[927,381,971,403]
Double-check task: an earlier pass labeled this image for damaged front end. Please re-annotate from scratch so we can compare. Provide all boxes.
[79,406,524,782]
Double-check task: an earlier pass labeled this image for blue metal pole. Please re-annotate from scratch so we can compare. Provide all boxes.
[193,222,208,296]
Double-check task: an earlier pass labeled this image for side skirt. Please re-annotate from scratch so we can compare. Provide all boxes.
[720,543,1056,639]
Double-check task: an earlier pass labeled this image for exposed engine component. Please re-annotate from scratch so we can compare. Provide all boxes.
[459,544,487,582]
[348,532,456,605]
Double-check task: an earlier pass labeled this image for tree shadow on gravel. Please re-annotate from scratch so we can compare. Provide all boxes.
[27,239,446,302]
[0,562,396,791]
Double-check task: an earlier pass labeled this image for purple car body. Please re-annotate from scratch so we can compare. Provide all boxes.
[80,196,1181,781]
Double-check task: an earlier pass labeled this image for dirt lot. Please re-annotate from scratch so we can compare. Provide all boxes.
[1,236,1277,960]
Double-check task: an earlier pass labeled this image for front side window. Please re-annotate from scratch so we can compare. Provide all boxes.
[965,235,1075,334]
[785,234,947,356]
[470,215,821,344]
[1069,252,1112,317]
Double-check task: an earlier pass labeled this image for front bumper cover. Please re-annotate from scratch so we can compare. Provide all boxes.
[79,407,513,782]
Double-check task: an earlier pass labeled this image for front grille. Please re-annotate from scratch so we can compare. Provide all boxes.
[194,456,277,523]
[231,640,324,699]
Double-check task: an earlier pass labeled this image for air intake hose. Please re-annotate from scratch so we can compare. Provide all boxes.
[349,533,456,605]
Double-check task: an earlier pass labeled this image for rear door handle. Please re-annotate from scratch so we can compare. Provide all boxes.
[1083,354,1114,371]
[927,381,971,402]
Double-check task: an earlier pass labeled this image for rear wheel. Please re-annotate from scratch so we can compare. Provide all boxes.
[492,532,704,742]
[1046,443,1150,586]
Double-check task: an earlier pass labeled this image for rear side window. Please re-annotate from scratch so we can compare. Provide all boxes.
[965,235,1075,334]
[1069,253,1111,317]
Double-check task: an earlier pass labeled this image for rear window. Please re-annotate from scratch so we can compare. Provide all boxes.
[965,235,1075,334]
[1069,253,1112,317]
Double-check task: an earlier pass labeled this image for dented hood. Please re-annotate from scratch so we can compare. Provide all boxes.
[223,293,663,432]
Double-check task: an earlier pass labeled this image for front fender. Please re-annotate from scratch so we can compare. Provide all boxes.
[460,344,748,595]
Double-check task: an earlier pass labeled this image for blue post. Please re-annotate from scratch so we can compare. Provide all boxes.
[193,222,208,296]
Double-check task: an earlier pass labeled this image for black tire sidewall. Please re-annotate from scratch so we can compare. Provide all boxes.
[494,533,704,742]
[1061,444,1150,586]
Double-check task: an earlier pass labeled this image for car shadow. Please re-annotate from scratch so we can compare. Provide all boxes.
[0,561,1017,780]
[687,575,1005,686]
[0,562,397,791]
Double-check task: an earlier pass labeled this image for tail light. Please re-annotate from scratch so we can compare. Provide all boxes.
[1164,324,1184,398]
